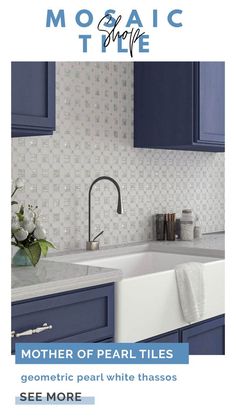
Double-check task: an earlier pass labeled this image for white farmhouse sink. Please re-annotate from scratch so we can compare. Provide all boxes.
[76,251,224,342]
[77,251,217,277]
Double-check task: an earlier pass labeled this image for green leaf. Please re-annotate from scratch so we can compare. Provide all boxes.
[23,248,32,264]
[38,239,56,257]
[38,240,48,257]
[39,239,56,248]
[24,242,41,266]
[44,240,56,249]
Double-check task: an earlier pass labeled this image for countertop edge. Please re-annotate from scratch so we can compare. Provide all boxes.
[12,269,122,302]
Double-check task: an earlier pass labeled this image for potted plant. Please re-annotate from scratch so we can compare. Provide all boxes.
[11,178,55,266]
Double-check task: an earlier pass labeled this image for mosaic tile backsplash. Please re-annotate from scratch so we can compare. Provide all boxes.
[11,62,225,250]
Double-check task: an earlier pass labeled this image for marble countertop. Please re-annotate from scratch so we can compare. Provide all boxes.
[12,233,224,302]
[150,232,224,257]
[12,260,121,302]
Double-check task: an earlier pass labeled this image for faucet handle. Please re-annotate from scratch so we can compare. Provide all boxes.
[92,230,104,242]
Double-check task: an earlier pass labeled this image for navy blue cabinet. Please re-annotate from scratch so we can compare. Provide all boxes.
[134,62,225,152]
[11,62,56,137]
[181,315,225,355]
[11,283,114,353]
[140,330,179,344]
[140,315,225,355]
[198,63,225,145]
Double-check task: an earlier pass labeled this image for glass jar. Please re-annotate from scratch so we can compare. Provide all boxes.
[180,209,194,241]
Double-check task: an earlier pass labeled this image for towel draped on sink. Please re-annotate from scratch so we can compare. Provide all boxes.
[175,262,205,324]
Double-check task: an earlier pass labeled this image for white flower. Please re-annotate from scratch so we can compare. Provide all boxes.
[13,227,28,242]
[24,210,35,224]
[34,226,47,240]
[14,177,25,189]
[11,215,20,232]
[21,214,30,224]
[22,220,35,234]
[21,213,35,233]
[28,211,34,220]
[35,219,42,227]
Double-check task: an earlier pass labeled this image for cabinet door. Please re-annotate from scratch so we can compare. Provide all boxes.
[198,62,225,145]
[140,331,179,343]
[134,62,194,150]
[11,283,114,353]
[181,315,225,355]
[12,62,55,137]
[134,62,224,152]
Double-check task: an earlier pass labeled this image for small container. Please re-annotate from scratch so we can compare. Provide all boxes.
[175,218,181,240]
[155,214,165,240]
[194,215,202,239]
[180,209,194,241]
[166,219,176,241]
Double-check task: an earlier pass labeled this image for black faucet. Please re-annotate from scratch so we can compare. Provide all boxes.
[87,176,123,250]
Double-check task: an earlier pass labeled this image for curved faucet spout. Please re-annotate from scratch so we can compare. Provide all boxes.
[88,176,123,243]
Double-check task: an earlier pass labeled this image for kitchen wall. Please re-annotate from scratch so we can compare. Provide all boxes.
[11,62,225,250]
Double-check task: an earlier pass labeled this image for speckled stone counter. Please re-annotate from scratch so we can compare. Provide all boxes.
[48,233,224,262]
[12,261,121,302]
[149,232,224,257]
[12,233,224,302]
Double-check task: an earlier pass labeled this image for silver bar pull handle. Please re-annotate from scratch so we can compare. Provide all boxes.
[12,323,53,339]
[33,323,53,335]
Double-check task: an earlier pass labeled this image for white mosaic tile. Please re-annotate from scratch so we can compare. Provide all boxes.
[12,62,225,251]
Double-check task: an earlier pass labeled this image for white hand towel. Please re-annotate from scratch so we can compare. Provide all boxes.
[175,262,205,323]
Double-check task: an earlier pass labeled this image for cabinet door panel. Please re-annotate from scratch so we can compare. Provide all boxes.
[134,62,194,149]
[12,62,55,137]
[199,62,225,144]
[181,316,225,355]
[11,284,114,353]
[134,62,224,152]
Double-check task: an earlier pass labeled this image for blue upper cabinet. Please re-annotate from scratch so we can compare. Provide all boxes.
[134,62,225,152]
[11,62,56,137]
[198,62,225,145]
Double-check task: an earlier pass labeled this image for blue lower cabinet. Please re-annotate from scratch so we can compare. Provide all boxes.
[181,315,225,355]
[140,331,179,343]
[11,283,114,353]
[140,315,225,355]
